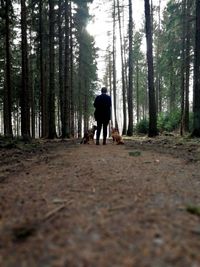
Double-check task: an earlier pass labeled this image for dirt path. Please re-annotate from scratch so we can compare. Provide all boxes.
[0,140,200,267]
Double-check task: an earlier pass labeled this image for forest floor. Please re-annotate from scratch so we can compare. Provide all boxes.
[0,135,200,267]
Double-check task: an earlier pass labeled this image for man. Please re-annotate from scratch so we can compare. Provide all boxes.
[94,87,111,145]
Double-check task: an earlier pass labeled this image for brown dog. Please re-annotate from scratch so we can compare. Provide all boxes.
[111,128,124,145]
[81,125,97,144]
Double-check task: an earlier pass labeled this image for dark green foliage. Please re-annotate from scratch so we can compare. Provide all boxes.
[158,1,183,111]
[0,135,34,149]
[136,111,193,134]
[133,31,147,122]
[135,119,149,134]
[0,136,16,148]
[129,151,141,157]
[157,110,181,132]
[186,205,200,217]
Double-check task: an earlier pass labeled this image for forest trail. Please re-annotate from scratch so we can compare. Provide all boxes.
[0,139,200,267]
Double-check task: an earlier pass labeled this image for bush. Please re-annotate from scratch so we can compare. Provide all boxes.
[157,111,181,132]
[135,111,192,135]
[135,119,149,134]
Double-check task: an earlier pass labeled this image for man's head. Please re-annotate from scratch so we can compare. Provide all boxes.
[101,87,107,94]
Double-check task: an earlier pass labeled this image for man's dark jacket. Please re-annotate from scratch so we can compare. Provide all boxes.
[94,93,111,122]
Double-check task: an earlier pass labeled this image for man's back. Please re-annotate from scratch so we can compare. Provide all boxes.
[94,93,111,122]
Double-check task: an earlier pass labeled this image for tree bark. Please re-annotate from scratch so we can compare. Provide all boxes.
[4,0,13,137]
[39,0,47,138]
[184,0,191,133]
[192,0,200,137]
[112,0,119,131]
[180,0,186,136]
[64,0,70,138]
[117,0,127,135]
[127,0,134,136]
[48,0,57,138]
[155,0,162,113]
[58,0,64,138]
[70,0,75,137]
[144,0,158,137]
[21,0,30,139]
[136,60,139,123]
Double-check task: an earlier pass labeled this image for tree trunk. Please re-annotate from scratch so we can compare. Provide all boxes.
[29,54,35,139]
[192,0,200,137]
[83,79,89,133]
[21,0,30,139]
[109,50,113,133]
[144,0,158,137]
[112,0,119,131]
[180,0,186,136]
[136,60,139,123]
[4,0,13,137]
[78,76,82,138]
[169,61,176,113]
[58,0,64,138]
[117,0,127,135]
[29,10,35,139]
[184,0,191,133]
[127,0,134,136]
[48,0,57,138]
[70,0,74,137]
[39,0,47,138]
[62,0,70,138]
[155,0,162,113]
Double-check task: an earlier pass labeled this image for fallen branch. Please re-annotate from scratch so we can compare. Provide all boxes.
[43,204,66,222]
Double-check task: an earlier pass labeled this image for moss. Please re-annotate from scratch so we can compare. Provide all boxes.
[129,151,141,157]
[186,205,200,216]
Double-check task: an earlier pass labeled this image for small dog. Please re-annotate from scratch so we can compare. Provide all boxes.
[81,125,97,144]
[111,128,124,145]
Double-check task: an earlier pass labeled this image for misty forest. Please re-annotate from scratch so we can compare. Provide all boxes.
[1,1,200,267]
[1,0,200,140]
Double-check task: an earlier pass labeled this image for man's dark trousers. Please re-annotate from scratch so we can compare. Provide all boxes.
[96,120,109,144]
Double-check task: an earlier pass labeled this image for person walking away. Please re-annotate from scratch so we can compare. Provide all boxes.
[94,87,111,145]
